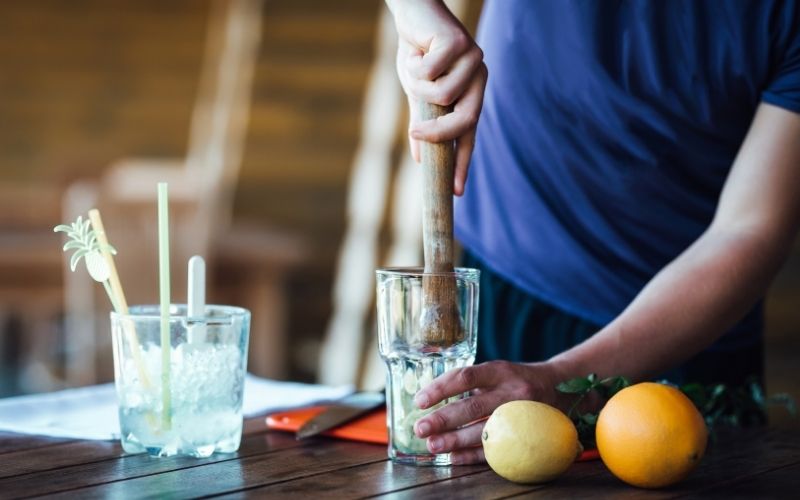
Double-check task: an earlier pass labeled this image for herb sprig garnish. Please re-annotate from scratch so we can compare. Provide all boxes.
[556,374,630,447]
[557,374,797,448]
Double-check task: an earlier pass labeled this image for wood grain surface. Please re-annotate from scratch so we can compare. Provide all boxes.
[1,419,799,499]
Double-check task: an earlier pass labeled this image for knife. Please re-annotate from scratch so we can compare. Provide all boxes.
[295,391,386,440]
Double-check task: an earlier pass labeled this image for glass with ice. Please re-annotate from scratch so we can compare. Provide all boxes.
[376,267,479,466]
[111,304,250,457]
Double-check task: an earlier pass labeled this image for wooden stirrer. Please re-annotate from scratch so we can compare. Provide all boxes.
[419,102,461,347]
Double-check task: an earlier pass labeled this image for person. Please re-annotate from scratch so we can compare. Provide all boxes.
[385,0,800,464]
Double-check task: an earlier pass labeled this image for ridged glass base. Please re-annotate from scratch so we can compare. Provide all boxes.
[390,447,455,466]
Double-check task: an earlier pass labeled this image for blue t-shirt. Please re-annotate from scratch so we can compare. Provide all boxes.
[455,0,800,349]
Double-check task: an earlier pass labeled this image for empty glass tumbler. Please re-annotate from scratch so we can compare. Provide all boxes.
[376,267,479,465]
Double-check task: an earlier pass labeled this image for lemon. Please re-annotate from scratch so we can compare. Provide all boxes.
[482,400,581,483]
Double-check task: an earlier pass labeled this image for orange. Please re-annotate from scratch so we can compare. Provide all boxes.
[596,382,708,489]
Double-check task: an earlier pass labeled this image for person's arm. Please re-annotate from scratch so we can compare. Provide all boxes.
[550,103,800,381]
[386,0,487,195]
[413,102,800,464]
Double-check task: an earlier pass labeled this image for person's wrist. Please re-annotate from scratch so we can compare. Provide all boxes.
[515,361,566,412]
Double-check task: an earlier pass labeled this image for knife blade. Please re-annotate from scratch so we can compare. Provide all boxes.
[295,391,385,440]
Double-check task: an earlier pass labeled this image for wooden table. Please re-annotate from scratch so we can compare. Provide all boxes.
[1,419,798,498]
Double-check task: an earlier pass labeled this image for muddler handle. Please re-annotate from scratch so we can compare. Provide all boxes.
[419,102,460,346]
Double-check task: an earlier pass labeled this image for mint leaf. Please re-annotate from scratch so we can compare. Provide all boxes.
[556,377,594,394]
[557,374,795,451]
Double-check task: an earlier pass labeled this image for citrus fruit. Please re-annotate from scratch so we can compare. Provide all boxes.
[481,400,582,483]
[596,382,708,488]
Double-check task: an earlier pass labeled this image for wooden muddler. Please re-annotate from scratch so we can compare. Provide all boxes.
[419,102,461,346]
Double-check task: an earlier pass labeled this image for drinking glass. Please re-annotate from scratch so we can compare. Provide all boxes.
[376,267,479,465]
[111,304,250,457]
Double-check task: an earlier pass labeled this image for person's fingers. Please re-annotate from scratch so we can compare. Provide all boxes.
[410,112,473,144]
[406,96,421,163]
[452,64,486,194]
[408,30,472,82]
[404,51,426,85]
[449,446,486,465]
[410,136,420,164]
[415,392,499,437]
[405,45,483,106]
[425,420,486,454]
[409,66,485,144]
[454,129,475,196]
[415,363,503,410]
[396,43,418,92]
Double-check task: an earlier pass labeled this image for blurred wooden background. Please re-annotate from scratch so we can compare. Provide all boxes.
[0,0,796,427]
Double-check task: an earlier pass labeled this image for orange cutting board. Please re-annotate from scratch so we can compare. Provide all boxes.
[266,405,389,444]
[266,405,599,461]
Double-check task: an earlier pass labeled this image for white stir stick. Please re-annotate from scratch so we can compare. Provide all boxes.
[188,255,206,344]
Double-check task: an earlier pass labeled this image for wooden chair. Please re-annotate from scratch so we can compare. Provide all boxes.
[61,0,306,386]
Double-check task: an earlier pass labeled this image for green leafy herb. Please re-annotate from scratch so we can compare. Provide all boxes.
[556,374,630,447]
[556,374,796,449]
[680,378,797,429]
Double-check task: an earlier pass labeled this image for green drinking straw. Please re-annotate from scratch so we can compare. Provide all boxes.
[157,182,172,430]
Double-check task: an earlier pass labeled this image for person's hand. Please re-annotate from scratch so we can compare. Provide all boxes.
[412,360,569,464]
[386,0,487,196]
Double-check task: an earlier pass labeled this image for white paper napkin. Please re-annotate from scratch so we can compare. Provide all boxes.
[0,374,353,440]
